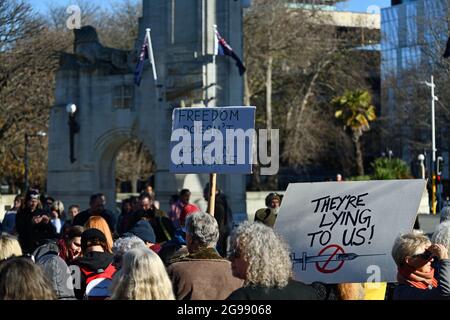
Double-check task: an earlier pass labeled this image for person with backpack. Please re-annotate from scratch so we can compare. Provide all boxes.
[70,229,116,300]
[33,239,76,300]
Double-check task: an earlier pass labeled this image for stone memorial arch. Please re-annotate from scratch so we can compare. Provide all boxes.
[47,0,248,213]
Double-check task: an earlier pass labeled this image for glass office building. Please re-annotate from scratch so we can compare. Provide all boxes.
[380,0,449,173]
[381,0,448,79]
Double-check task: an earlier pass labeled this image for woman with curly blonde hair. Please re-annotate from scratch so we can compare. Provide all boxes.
[227,221,319,300]
[84,216,113,253]
[110,247,174,300]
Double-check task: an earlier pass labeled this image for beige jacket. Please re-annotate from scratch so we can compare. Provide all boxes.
[167,247,243,300]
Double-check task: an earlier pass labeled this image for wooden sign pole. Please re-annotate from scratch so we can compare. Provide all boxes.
[208,173,217,216]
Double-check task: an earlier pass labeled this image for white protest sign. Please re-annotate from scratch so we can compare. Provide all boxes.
[275,179,426,284]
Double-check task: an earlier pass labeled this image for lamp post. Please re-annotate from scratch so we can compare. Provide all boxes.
[422,75,439,214]
[388,150,393,160]
[66,103,80,163]
[418,154,425,180]
[24,130,46,192]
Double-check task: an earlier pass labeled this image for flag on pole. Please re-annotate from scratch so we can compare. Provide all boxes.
[214,26,246,76]
[134,28,157,86]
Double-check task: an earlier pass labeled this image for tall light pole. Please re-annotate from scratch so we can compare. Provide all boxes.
[24,130,47,192]
[423,75,439,214]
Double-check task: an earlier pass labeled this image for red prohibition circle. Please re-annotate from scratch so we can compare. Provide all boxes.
[315,244,345,274]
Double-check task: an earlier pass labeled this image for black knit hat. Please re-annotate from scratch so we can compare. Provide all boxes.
[125,220,156,244]
[81,228,107,252]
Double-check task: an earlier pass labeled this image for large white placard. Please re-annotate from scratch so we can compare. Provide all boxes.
[275,180,426,284]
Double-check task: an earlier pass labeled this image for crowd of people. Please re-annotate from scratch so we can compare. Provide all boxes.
[1,186,450,300]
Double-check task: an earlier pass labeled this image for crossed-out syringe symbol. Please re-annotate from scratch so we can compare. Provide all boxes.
[290,251,386,271]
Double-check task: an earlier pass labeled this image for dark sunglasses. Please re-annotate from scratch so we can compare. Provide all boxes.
[412,250,433,260]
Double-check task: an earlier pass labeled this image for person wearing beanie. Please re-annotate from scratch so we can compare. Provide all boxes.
[70,229,116,299]
[129,192,174,244]
[254,193,282,228]
[124,220,160,252]
[158,204,200,266]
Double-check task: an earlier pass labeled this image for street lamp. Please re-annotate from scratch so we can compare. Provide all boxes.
[66,103,80,163]
[418,154,425,180]
[24,130,46,192]
[388,150,393,160]
[420,75,439,214]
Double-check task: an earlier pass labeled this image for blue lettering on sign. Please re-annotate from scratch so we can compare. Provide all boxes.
[170,106,256,174]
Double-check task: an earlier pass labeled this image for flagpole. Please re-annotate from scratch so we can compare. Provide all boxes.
[213,24,218,76]
[207,24,219,217]
[145,28,158,82]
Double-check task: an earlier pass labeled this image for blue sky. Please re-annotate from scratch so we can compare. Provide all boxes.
[26,0,117,14]
[336,0,391,13]
[26,0,392,15]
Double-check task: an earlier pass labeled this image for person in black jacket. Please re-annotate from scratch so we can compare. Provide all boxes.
[72,193,116,234]
[129,193,174,244]
[16,189,53,254]
[226,221,320,300]
[203,184,233,257]
[70,229,116,299]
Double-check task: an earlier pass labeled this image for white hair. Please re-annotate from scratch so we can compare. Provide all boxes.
[185,212,219,247]
[112,236,146,258]
[228,221,292,288]
[432,221,450,255]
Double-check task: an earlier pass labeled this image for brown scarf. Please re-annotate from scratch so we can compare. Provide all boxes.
[397,264,438,289]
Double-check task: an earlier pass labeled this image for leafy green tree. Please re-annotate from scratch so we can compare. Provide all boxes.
[333,89,376,176]
[371,157,412,180]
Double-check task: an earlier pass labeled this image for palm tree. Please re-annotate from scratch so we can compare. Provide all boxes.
[333,90,376,176]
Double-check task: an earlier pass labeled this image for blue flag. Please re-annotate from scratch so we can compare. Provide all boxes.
[215,29,246,76]
[134,30,157,86]
[134,35,149,86]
